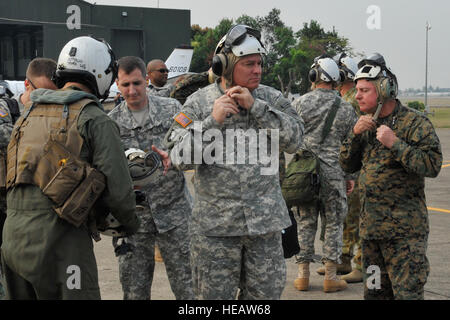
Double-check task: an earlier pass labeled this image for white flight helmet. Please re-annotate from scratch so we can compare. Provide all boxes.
[309,56,340,83]
[54,36,117,100]
[354,53,398,101]
[334,53,359,81]
[212,25,266,77]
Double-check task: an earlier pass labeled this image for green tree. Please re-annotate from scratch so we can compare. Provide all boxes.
[407,101,425,112]
[189,11,353,96]
[190,19,233,72]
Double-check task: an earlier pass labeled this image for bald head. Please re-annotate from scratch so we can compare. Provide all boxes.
[146,59,169,87]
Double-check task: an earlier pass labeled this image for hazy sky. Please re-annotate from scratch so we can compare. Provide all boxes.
[85,0,450,90]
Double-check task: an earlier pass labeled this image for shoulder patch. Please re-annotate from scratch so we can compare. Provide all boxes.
[174,112,192,128]
[0,109,9,118]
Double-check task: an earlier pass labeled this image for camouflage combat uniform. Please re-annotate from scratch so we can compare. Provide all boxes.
[339,100,442,299]
[292,88,357,264]
[148,83,175,97]
[108,94,194,300]
[1,88,140,299]
[341,87,362,270]
[165,81,304,300]
[169,72,211,105]
[0,94,23,300]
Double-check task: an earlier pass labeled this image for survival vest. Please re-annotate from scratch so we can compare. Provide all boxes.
[6,98,105,227]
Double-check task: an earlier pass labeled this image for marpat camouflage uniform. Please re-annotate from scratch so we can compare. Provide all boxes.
[292,88,357,264]
[165,81,304,299]
[341,87,362,270]
[108,94,194,300]
[169,72,210,105]
[339,101,442,299]
[0,94,22,300]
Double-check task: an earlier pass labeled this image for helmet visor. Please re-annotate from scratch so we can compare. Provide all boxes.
[358,52,386,69]
[224,25,262,49]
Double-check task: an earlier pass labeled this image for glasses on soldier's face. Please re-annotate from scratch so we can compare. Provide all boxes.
[153,68,169,74]
[27,78,37,89]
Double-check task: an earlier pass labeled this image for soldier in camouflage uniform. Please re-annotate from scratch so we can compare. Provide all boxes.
[318,53,364,282]
[337,54,364,283]
[0,58,57,300]
[292,56,357,293]
[339,53,442,299]
[146,59,175,97]
[163,25,303,300]
[169,70,216,105]
[109,56,193,300]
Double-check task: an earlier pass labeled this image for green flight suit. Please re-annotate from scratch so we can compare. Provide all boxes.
[1,87,140,300]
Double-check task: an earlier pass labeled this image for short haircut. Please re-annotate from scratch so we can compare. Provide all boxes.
[146,59,165,73]
[118,56,146,78]
[26,58,57,80]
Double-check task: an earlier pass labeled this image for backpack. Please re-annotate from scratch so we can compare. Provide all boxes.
[1,97,21,124]
[281,96,340,208]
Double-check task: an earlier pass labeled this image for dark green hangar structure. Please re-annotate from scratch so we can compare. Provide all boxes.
[0,0,191,80]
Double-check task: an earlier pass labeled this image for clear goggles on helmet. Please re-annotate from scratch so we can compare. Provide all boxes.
[357,52,386,69]
[216,24,264,54]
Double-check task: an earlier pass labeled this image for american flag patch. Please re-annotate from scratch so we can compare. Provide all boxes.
[0,109,8,118]
[175,112,192,128]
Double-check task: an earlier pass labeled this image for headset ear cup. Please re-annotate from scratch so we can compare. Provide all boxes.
[212,53,228,77]
[339,70,346,83]
[308,68,317,83]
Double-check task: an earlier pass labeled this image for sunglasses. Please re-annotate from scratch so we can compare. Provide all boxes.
[153,68,169,73]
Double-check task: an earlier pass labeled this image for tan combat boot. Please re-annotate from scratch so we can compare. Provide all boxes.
[341,268,363,283]
[316,254,352,275]
[323,261,348,293]
[294,263,310,291]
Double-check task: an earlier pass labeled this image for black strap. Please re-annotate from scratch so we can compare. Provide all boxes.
[2,98,21,124]
[320,96,340,144]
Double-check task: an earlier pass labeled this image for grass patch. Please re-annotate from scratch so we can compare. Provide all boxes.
[428,108,450,128]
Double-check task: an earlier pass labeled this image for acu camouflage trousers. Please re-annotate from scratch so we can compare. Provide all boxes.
[190,232,286,300]
[296,178,347,263]
[115,207,193,300]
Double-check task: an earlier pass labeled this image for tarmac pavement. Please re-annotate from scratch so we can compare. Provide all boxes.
[94,128,450,300]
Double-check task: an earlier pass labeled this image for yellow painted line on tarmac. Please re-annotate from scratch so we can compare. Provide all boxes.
[442,164,450,168]
[428,207,450,214]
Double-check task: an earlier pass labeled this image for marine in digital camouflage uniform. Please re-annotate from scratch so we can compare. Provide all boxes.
[164,25,303,300]
[110,56,193,300]
[339,54,442,299]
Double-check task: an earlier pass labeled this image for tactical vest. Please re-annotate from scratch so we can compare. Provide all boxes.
[6,98,106,227]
